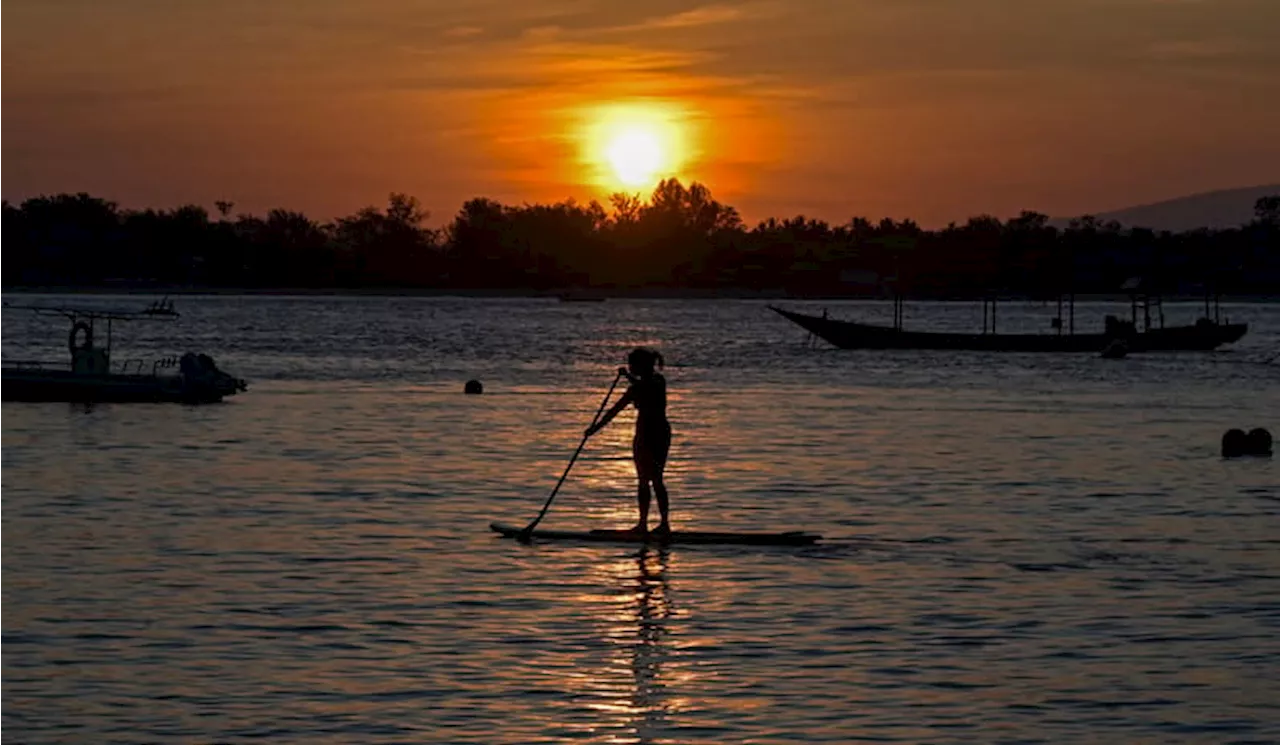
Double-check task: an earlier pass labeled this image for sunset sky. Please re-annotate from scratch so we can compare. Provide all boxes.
[4,0,1279,226]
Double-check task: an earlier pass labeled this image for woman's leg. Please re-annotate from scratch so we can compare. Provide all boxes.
[635,476,652,531]
[633,437,652,531]
[652,472,669,528]
[652,424,671,529]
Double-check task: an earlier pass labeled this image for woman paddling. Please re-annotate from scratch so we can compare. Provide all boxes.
[586,347,672,536]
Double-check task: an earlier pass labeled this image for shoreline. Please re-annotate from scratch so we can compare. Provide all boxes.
[3,286,1278,303]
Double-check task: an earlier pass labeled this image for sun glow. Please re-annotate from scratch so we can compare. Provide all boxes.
[606,128,663,187]
[583,102,688,192]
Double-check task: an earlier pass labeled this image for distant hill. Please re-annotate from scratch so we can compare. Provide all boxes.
[1054,184,1280,232]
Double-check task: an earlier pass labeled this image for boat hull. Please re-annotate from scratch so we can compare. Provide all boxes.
[2,368,240,404]
[770,306,1247,352]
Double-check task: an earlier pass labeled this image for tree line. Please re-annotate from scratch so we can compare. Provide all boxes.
[4,181,1278,296]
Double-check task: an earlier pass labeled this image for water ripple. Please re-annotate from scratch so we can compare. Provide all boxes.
[4,296,1279,743]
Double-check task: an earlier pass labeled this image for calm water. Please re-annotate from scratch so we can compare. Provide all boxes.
[3,294,1279,743]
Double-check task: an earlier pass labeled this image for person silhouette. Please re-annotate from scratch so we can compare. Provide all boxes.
[586,347,672,536]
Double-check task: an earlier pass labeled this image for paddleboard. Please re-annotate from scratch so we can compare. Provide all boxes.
[490,521,821,546]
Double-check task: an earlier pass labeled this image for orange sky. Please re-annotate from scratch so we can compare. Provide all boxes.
[3,0,1279,226]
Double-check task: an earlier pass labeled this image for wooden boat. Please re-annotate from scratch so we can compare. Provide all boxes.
[2,299,248,404]
[770,302,1247,353]
[490,522,821,546]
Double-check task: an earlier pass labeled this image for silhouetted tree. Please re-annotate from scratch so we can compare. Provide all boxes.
[233,209,332,286]
[333,193,439,286]
[445,197,516,288]
[4,188,1277,295]
[6,193,122,284]
[610,193,643,227]
[1255,195,1280,226]
[4,200,27,278]
[1004,211,1060,298]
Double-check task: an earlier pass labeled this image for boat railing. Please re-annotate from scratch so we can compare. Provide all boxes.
[116,356,181,376]
[153,356,180,374]
[5,359,52,371]
[118,359,148,376]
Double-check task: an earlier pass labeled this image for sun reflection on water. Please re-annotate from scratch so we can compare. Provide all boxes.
[579,548,687,744]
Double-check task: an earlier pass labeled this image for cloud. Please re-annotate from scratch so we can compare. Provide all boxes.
[605,2,781,34]
[520,41,716,77]
[1143,39,1242,61]
[643,4,747,29]
[444,26,484,38]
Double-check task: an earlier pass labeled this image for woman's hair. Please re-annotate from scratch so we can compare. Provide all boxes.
[628,347,664,374]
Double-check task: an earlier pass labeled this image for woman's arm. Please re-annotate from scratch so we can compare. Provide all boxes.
[586,387,634,436]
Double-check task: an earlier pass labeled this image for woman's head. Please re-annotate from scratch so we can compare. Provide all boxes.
[627,347,664,377]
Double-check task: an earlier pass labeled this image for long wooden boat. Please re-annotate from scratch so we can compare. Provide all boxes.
[769,306,1247,352]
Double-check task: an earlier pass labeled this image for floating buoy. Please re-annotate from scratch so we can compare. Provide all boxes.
[1222,428,1248,458]
[464,379,483,395]
[1246,427,1273,456]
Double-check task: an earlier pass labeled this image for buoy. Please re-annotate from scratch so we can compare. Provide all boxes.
[1246,427,1273,456]
[1222,428,1248,458]
[464,379,483,395]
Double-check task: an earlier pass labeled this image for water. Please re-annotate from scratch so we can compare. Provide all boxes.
[3,294,1279,743]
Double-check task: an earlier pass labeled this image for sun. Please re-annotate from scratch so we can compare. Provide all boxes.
[605,128,663,187]
[581,102,688,192]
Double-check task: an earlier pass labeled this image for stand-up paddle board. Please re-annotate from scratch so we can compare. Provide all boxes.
[490,521,821,546]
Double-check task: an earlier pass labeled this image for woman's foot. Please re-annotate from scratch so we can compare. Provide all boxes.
[652,522,671,538]
[624,523,649,537]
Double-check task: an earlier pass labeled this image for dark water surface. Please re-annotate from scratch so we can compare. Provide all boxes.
[4,295,1279,743]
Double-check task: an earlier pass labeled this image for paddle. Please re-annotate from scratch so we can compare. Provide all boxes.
[518,370,625,540]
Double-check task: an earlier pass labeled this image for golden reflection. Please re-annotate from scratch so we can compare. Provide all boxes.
[577,444,641,526]
[632,547,672,737]
[627,546,675,743]
[583,547,680,744]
